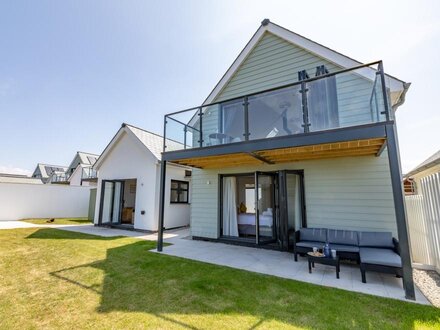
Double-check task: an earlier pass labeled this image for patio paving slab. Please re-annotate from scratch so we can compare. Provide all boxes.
[157,230,429,304]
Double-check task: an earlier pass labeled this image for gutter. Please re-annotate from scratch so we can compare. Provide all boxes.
[392,82,411,112]
[404,158,440,179]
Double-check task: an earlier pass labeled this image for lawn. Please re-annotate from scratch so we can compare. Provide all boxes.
[21,217,91,225]
[0,228,438,329]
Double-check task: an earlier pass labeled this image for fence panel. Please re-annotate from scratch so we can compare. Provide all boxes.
[405,172,440,272]
[0,182,91,220]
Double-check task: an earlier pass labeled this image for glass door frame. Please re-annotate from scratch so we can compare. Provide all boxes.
[255,171,279,245]
[98,179,125,225]
[278,170,307,251]
[218,170,306,250]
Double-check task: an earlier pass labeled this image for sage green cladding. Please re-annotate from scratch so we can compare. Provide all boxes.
[190,152,397,239]
[214,32,340,102]
[189,31,395,238]
[198,32,381,145]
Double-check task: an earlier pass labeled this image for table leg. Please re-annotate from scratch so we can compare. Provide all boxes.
[336,263,340,279]
[308,259,312,274]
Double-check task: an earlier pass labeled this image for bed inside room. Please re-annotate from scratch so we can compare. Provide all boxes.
[221,174,275,240]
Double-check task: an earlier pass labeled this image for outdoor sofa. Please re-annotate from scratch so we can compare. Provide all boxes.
[293,228,403,283]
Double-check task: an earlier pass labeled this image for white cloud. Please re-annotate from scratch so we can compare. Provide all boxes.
[0,165,32,176]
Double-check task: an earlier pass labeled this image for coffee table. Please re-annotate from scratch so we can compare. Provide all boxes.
[307,254,340,279]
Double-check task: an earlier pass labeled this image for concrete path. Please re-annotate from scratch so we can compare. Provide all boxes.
[1,221,429,304]
[0,221,181,241]
[0,220,53,229]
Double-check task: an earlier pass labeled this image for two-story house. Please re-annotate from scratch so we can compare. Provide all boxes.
[156,20,414,299]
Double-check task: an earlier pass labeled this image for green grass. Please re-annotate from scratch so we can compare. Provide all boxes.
[21,217,91,225]
[0,228,438,329]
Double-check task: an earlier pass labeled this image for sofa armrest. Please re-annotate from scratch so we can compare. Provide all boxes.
[294,230,301,243]
[392,237,400,255]
[290,230,300,250]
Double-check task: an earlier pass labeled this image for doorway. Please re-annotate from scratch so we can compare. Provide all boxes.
[220,170,304,249]
[99,179,137,226]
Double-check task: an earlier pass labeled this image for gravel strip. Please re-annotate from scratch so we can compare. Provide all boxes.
[414,269,440,307]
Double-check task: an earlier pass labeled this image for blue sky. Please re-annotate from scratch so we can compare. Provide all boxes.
[0,0,439,174]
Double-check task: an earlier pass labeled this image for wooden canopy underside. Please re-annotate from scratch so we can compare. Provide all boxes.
[171,138,387,169]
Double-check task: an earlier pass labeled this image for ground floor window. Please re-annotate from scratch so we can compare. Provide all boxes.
[170,180,189,203]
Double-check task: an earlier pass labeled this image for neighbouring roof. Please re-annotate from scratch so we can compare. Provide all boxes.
[32,163,68,179]
[0,173,43,184]
[77,151,100,166]
[405,150,440,178]
[203,19,409,109]
[94,123,183,170]
[67,151,100,171]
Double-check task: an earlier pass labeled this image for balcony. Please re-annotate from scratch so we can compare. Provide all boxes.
[163,61,393,168]
[81,167,97,181]
[50,173,69,184]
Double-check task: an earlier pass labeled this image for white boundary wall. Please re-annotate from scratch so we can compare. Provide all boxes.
[405,172,440,273]
[0,182,91,220]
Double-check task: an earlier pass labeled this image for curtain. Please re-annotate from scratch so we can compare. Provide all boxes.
[222,177,239,237]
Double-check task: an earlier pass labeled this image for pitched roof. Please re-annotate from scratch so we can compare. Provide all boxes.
[405,150,440,178]
[94,123,183,170]
[77,151,100,166]
[203,19,409,109]
[125,124,182,160]
[33,163,68,178]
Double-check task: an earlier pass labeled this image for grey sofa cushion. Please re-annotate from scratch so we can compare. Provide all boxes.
[300,228,327,242]
[328,244,359,253]
[358,231,394,248]
[328,229,358,246]
[296,241,325,249]
[359,248,402,268]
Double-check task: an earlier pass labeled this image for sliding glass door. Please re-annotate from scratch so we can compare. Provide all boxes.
[99,180,124,225]
[220,170,303,249]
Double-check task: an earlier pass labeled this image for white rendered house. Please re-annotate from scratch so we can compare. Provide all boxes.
[93,123,190,231]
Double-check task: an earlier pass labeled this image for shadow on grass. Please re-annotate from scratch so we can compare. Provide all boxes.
[22,218,91,225]
[26,228,121,240]
[31,229,440,329]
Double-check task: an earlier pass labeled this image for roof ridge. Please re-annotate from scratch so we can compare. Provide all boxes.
[37,163,68,168]
[123,122,183,146]
[77,151,100,157]
[122,122,163,138]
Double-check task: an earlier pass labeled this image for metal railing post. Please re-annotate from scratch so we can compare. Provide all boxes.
[157,159,166,252]
[183,125,187,150]
[198,107,204,147]
[300,81,310,133]
[163,116,167,153]
[243,96,249,141]
[378,61,391,121]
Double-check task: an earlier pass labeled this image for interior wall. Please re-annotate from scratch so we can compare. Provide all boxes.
[123,179,136,208]
[236,176,254,213]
